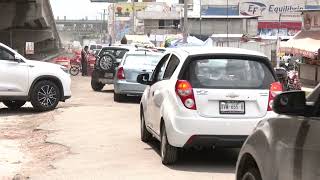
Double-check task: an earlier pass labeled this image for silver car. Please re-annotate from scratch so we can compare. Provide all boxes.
[236,84,320,180]
[113,51,163,102]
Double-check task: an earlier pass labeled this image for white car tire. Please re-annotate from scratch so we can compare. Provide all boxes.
[140,110,152,142]
[241,167,262,180]
[30,80,60,112]
[161,124,178,165]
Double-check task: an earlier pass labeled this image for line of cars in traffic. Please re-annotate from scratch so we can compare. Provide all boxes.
[92,45,320,180]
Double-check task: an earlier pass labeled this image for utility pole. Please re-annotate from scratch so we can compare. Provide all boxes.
[276,13,282,68]
[200,0,202,37]
[226,0,229,47]
[103,9,107,43]
[183,0,188,43]
[132,0,135,34]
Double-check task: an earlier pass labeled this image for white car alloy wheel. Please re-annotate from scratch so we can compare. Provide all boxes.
[38,84,58,107]
[99,55,113,71]
[31,80,61,112]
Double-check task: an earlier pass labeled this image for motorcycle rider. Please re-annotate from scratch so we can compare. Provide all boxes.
[81,46,89,76]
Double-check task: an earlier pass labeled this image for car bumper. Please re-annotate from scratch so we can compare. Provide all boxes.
[61,74,72,99]
[166,112,277,148]
[61,96,71,101]
[183,135,248,148]
[114,80,146,96]
[92,69,114,85]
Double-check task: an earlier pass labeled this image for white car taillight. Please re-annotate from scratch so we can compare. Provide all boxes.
[268,82,283,111]
[175,80,197,110]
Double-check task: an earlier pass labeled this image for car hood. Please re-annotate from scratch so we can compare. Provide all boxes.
[25,59,61,68]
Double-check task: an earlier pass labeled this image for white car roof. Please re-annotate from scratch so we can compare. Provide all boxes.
[126,50,163,56]
[167,47,267,58]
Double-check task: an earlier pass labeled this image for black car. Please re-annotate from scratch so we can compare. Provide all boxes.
[91,46,132,91]
[236,84,320,180]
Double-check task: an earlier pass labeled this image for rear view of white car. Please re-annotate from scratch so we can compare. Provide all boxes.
[137,47,281,165]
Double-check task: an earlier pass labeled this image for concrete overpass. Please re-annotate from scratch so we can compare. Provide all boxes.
[56,19,108,45]
[0,0,61,58]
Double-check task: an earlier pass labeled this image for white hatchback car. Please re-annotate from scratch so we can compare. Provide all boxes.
[137,47,282,165]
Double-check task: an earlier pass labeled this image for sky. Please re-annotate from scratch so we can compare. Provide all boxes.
[50,0,110,20]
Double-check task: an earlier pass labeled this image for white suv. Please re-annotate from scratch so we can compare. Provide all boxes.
[0,43,71,111]
[137,47,282,165]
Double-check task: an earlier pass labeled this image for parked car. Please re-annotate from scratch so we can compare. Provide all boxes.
[137,47,281,164]
[91,46,133,91]
[235,86,320,180]
[113,51,163,102]
[0,42,71,111]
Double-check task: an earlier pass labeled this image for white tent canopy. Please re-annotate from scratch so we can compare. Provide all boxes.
[280,31,320,57]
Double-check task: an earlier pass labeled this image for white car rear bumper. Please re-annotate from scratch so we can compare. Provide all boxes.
[165,111,277,148]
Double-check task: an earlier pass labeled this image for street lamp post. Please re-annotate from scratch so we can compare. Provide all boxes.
[183,0,188,43]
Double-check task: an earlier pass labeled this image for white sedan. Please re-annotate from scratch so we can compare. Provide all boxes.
[137,47,282,165]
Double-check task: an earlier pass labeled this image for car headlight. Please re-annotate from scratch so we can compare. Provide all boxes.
[60,66,69,74]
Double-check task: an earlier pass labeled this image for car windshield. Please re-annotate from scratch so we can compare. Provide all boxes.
[90,45,96,50]
[123,54,161,68]
[184,58,275,89]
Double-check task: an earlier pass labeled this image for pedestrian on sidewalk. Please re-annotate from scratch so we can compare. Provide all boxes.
[81,46,89,76]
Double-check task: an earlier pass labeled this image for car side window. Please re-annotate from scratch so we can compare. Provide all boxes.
[163,54,180,80]
[0,47,14,61]
[153,54,170,83]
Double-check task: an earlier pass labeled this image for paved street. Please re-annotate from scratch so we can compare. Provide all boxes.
[1,77,238,180]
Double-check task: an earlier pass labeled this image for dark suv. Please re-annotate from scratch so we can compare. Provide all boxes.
[91,46,132,91]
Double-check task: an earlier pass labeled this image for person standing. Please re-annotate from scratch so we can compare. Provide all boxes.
[81,46,89,76]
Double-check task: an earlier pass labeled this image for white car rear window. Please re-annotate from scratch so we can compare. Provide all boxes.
[124,55,161,67]
[184,58,275,89]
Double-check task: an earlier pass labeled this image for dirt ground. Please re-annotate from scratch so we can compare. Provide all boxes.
[0,76,238,180]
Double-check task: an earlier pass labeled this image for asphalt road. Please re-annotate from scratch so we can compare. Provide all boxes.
[1,76,239,180]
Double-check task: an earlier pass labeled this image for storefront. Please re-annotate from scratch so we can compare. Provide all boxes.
[280,10,320,85]
[239,0,320,38]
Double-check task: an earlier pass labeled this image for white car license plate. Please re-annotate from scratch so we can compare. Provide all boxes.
[104,73,113,78]
[220,101,245,114]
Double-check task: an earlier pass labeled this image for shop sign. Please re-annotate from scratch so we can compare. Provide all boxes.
[25,42,34,55]
[303,11,320,31]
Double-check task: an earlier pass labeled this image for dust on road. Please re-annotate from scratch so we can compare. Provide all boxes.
[0,76,237,180]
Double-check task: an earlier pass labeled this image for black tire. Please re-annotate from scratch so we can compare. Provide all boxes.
[140,109,152,142]
[69,66,80,76]
[2,100,26,110]
[114,92,126,102]
[98,54,116,72]
[30,80,61,112]
[91,79,104,91]
[91,70,105,91]
[161,124,178,165]
[241,167,262,180]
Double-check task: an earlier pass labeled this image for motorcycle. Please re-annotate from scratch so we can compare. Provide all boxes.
[287,70,301,90]
[278,60,302,91]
